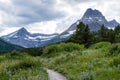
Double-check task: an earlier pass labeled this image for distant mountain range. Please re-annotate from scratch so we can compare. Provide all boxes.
[2,28,59,48]
[1,27,74,48]
[1,8,120,48]
[0,38,22,51]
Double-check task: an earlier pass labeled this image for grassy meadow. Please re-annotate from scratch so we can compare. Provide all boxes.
[0,42,120,80]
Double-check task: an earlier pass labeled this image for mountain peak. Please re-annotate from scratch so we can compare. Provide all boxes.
[109,19,117,23]
[81,8,108,28]
[9,27,30,37]
[18,27,29,32]
[83,8,103,18]
[108,19,120,27]
[67,8,109,32]
[18,27,27,32]
[86,8,93,12]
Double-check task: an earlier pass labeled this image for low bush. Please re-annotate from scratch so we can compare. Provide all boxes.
[109,43,120,56]
[43,44,63,54]
[111,56,120,67]
[7,58,40,70]
[79,72,94,80]
[90,42,111,49]
[60,43,84,52]
[0,58,48,80]
[43,43,84,54]
[21,48,43,56]
[5,50,28,59]
[0,72,9,80]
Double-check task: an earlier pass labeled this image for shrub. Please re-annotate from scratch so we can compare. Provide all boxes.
[109,43,120,56]
[44,43,84,54]
[111,56,120,67]
[43,44,63,54]
[60,43,84,52]
[10,50,20,56]
[21,48,43,56]
[0,59,47,80]
[0,72,9,80]
[5,50,28,59]
[7,58,40,70]
[90,42,111,49]
[79,72,94,80]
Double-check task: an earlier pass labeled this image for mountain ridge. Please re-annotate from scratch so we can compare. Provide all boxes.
[0,38,23,51]
[2,28,59,48]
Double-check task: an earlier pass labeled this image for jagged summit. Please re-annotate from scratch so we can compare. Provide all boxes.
[108,19,120,27]
[83,8,103,17]
[16,27,30,37]
[109,19,118,24]
[65,8,119,32]
[18,27,27,32]
[82,8,107,24]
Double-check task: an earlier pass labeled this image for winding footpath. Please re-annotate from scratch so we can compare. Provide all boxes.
[47,69,67,80]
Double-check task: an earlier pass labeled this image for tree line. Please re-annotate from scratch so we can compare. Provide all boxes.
[67,22,120,47]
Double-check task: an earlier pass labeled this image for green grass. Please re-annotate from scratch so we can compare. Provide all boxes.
[41,42,120,80]
[90,42,111,49]
[42,43,84,58]
[0,53,48,80]
[0,42,120,80]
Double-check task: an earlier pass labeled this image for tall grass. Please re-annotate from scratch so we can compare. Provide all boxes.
[42,42,120,80]
[90,42,111,49]
[42,43,84,57]
[0,42,120,80]
[109,43,120,56]
[0,53,48,80]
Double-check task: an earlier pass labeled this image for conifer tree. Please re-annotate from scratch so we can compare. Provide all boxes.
[68,22,93,47]
[114,25,120,35]
[115,33,120,42]
[107,29,115,43]
[98,24,108,41]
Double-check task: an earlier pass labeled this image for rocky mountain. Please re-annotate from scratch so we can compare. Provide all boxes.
[44,30,75,45]
[65,8,120,32]
[1,27,74,48]
[2,28,59,48]
[108,19,120,28]
[0,38,22,51]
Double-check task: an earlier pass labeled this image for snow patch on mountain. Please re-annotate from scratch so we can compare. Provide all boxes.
[60,30,75,38]
[1,28,59,48]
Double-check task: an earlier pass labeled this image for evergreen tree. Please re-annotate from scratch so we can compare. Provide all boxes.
[68,22,93,47]
[98,24,108,41]
[115,33,120,42]
[114,25,120,35]
[107,29,115,43]
[83,25,94,47]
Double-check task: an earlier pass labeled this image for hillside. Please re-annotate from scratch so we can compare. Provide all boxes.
[0,38,23,51]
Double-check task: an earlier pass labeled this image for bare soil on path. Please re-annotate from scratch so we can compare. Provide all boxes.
[47,69,67,80]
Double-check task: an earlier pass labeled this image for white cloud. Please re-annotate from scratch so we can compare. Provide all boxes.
[25,21,57,34]
[0,26,20,36]
[0,0,119,36]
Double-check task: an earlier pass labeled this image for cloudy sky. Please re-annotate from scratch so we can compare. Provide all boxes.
[0,0,120,36]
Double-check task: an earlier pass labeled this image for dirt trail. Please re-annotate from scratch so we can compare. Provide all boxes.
[47,69,67,80]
